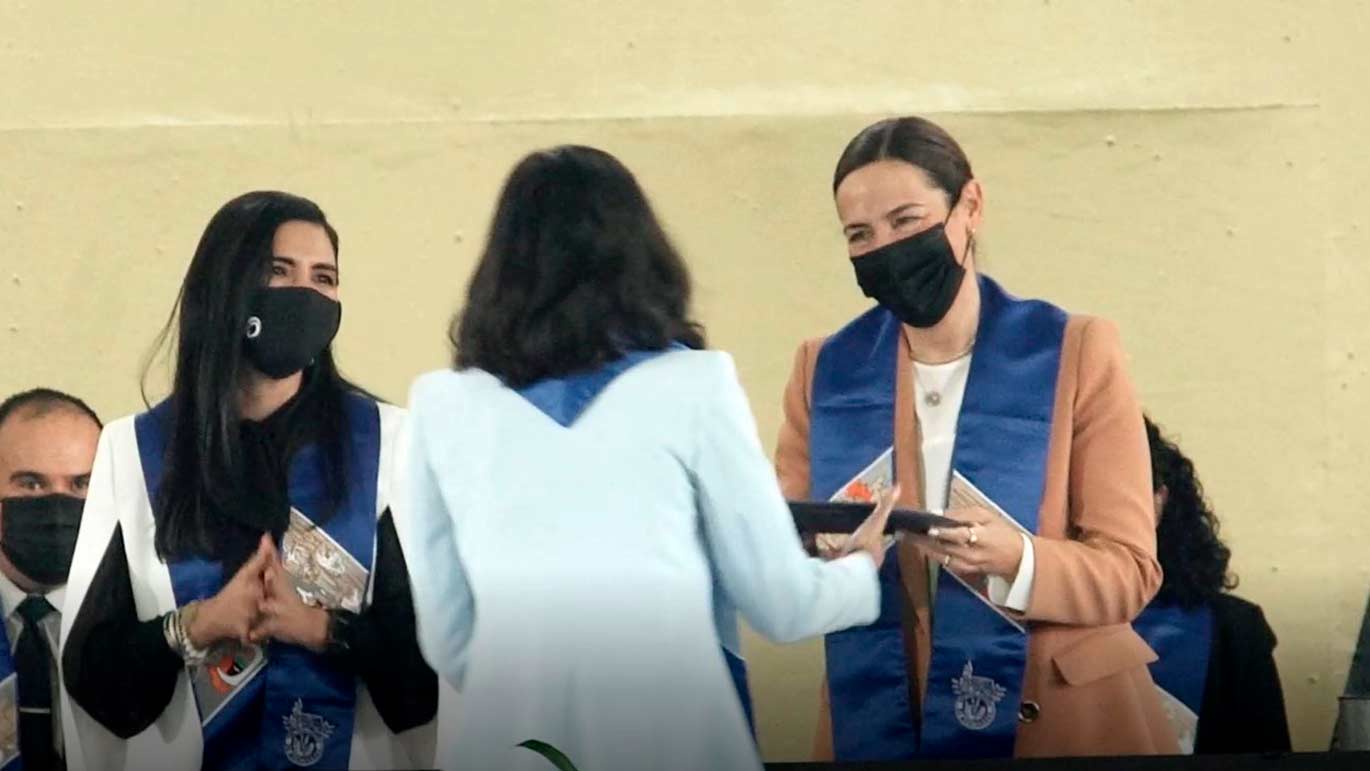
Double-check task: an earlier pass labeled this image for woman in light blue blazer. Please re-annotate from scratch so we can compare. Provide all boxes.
[396,145,893,771]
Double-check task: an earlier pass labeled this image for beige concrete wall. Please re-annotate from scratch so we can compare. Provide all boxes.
[2,0,1365,757]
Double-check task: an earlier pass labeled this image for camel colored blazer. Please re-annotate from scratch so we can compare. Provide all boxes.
[776,313,1180,758]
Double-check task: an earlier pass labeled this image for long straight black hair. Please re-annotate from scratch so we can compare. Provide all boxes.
[453,145,705,387]
[142,191,360,564]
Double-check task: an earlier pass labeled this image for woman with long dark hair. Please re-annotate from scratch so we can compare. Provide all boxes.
[776,116,1176,760]
[1134,415,1291,754]
[59,191,437,770]
[397,145,891,771]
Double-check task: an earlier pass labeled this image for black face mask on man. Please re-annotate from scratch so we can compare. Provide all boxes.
[0,494,84,587]
[851,219,970,329]
[243,286,342,379]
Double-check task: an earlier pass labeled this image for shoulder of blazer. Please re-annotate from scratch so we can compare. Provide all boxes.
[1063,312,1100,372]
[795,335,827,407]
[1059,313,1135,404]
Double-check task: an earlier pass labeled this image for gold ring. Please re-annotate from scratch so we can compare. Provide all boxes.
[942,553,952,567]
[968,528,979,546]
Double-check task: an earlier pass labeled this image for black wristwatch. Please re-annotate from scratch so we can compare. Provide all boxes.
[323,609,358,659]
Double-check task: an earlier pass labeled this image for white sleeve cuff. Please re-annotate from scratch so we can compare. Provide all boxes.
[986,532,1035,612]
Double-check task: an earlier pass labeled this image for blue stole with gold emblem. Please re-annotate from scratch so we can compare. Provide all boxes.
[135,393,380,771]
[811,275,1066,760]
[1133,600,1214,740]
[0,620,20,770]
[513,344,755,734]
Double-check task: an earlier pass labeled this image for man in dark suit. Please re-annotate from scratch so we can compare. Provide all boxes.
[0,389,102,770]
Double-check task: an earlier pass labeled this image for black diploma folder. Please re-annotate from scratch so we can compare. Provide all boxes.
[788,501,964,535]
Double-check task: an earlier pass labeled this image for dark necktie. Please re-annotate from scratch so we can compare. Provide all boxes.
[16,595,60,771]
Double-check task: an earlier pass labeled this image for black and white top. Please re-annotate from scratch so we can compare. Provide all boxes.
[58,390,439,770]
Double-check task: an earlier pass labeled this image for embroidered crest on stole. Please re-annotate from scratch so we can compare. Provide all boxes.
[952,661,1007,731]
[282,698,336,767]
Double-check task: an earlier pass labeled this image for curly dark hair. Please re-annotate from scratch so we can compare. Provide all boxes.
[1146,415,1238,607]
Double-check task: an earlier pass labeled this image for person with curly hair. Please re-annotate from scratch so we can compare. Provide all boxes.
[1135,415,1292,754]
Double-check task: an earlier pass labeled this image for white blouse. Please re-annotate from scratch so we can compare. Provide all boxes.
[914,355,1035,611]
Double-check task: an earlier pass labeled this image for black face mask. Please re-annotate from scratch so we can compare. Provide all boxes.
[851,222,968,328]
[243,286,342,379]
[0,495,84,586]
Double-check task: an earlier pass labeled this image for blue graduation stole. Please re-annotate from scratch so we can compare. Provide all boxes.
[513,345,755,734]
[0,622,20,770]
[135,393,381,771]
[811,275,1066,760]
[1133,601,1214,736]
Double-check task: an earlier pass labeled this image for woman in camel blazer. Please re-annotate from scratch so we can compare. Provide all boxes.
[776,116,1178,760]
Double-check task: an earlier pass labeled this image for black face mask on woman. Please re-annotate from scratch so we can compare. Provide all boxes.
[0,494,84,586]
[243,286,342,379]
[851,221,968,328]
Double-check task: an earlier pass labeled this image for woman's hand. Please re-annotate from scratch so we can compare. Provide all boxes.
[250,545,330,652]
[915,507,1025,580]
[838,485,901,569]
[187,534,273,648]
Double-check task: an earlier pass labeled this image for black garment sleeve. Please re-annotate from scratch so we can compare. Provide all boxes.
[61,523,184,738]
[320,509,438,733]
[1195,594,1293,754]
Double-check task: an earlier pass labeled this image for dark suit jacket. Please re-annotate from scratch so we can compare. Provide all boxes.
[1196,594,1292,754]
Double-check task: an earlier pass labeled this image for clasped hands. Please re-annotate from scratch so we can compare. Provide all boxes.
[185,533,330,652]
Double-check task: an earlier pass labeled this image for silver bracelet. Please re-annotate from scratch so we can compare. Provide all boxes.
[161,610,179,653]
[163,604,211,666]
